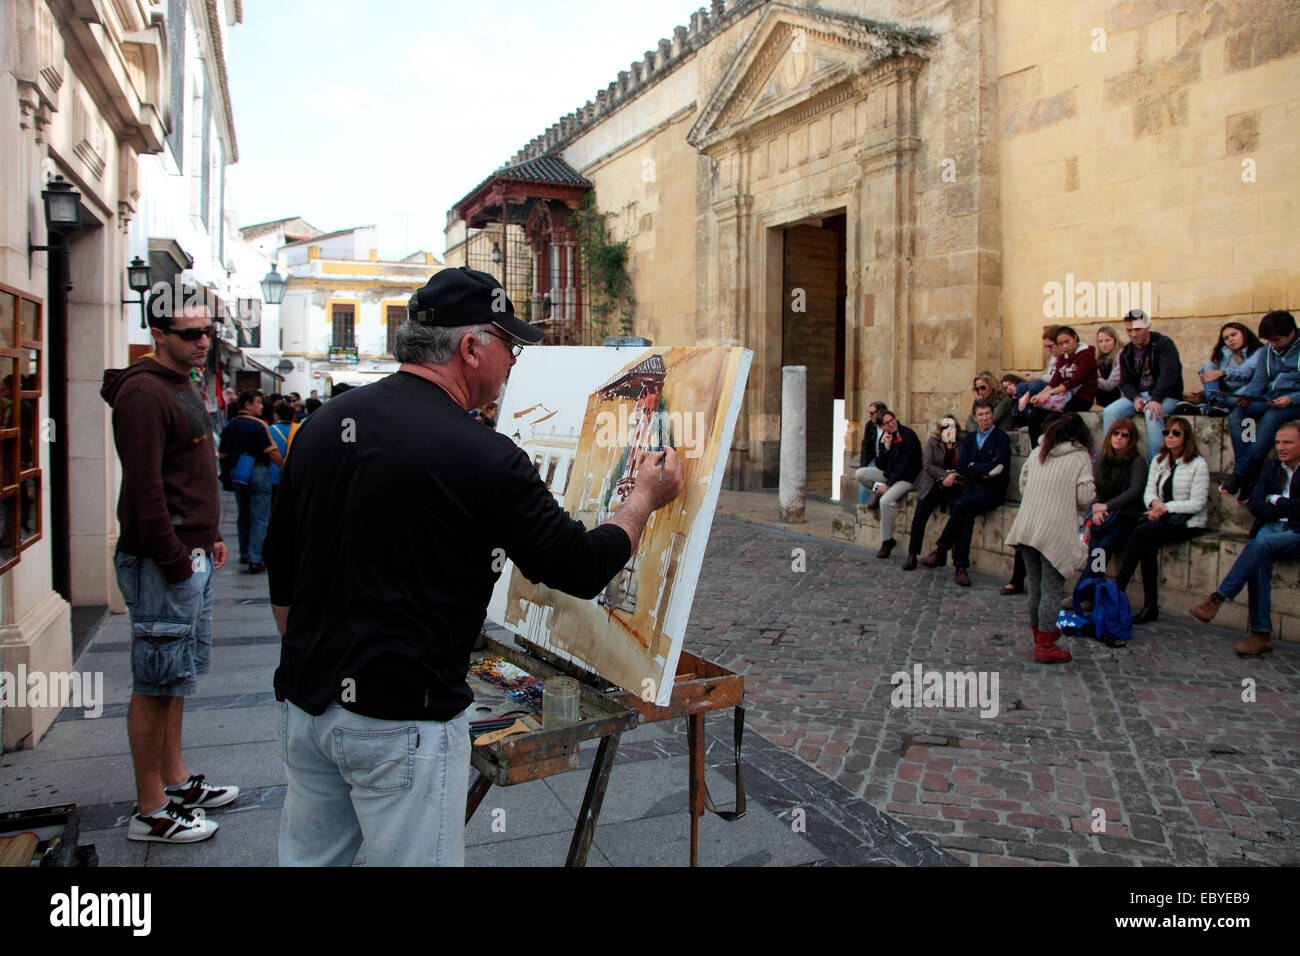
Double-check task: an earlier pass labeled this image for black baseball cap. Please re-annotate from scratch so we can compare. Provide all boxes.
[407,266,543,344]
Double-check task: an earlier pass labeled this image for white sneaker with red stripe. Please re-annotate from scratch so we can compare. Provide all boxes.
[165,774,240,809]
[127,801,218,843]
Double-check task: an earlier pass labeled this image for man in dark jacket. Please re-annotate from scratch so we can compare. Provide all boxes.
[1101,309,1184,464]
[858,410,923,558]
[1190,420,1300,656]
[102,284,237,845]
[854,401,887,503]
[922,398,1010,586]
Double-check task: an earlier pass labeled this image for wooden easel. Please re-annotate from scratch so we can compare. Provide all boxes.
[465,637,745,866]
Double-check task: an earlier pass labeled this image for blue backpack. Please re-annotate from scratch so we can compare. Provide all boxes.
[1066,578,1133,646]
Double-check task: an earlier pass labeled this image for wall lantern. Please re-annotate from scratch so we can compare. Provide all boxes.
[124,255,153,328]
[260,267,287,305]
[28,175,83,290]
[490,242,502,264]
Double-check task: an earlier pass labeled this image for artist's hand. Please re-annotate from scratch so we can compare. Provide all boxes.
[942,473,957,488]
[272,604,289,636]
[1200,368,1225,383]
[1147,401,1166,423]
[1146,500,1168,520]
[1269,396,1292,408]
[1237,396,1252,408]
[1030,390,1050,407]
[634,447,684,510]
[212,541,228,571]
[1092,503,1109,524]
[873,482,888,494]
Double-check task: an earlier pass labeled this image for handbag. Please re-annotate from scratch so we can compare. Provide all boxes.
[231,415,275,486]
[231,454,255,486]
[1043,383,1081,412]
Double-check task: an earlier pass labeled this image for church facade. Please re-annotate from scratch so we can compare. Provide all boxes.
[446,0,1300,497]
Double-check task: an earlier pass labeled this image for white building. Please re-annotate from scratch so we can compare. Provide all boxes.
[273,225,442,397]
[0,0,258,749]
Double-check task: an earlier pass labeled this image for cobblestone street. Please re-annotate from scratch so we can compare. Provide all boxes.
[688,514,1300,866]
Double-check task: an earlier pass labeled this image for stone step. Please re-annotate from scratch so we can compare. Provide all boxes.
[851,498,1300,641]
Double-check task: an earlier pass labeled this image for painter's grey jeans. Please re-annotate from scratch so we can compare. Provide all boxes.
[277,700,470,866]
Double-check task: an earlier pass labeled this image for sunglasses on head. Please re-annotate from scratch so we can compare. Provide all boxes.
[164,323,216,342]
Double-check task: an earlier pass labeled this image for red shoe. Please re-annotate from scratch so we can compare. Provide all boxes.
[1034,628,1072,663]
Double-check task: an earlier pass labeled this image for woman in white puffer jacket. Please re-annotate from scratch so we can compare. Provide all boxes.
[1114,416,1209,624]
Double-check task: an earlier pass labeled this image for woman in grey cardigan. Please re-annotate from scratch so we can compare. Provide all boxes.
[1005,415,1096,663]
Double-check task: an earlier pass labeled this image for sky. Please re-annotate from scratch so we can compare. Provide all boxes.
[225,0,707,260]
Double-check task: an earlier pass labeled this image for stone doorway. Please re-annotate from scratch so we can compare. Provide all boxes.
[779,212,846,498]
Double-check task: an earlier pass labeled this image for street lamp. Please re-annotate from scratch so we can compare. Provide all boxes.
[260,266,287,305]
[124,255,152,328]
[28,175,83,291]
[42,176,82,232]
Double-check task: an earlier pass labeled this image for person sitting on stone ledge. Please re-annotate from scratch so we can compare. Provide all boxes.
[1113,416,1209,625]
[921,397,1010,587]
[1102,308,1184,465]
[854,400,887,504]
[967,372,1013,433]
[1220,310,1300,502]
[902,415,964,571]
[859,408,923,559]
[1094,325,1123,407]
[1176,321,1263,418]
[1025,326,1098,448]
[1190,420,1300,657]
[1063,417,1148,611]
[1013,326,1063,426]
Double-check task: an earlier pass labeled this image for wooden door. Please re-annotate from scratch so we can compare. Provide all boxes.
[781,225,839,497]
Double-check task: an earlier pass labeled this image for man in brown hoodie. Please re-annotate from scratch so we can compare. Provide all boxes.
[101,283,237,844]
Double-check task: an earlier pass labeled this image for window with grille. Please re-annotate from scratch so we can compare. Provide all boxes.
[332,304,355,349]
[0,284,43,574]
[386,305,404,356]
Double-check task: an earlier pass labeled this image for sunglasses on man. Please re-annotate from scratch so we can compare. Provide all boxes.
[164,323,217,342]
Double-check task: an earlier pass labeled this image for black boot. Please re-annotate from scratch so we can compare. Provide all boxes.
[876,538,896,559]
[1132,604,1159,625]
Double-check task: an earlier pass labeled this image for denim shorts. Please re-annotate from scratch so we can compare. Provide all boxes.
[114,551,214,697]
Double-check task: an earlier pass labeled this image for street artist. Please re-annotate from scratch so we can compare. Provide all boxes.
[264,266,685,866]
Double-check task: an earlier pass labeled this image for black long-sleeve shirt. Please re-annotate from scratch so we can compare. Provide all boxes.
[265,371,632,721]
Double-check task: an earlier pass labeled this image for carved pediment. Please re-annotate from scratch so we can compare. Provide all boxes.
[687,3,933,152]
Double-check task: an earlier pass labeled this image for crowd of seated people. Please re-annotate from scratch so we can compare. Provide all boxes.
[852,309,1299,659]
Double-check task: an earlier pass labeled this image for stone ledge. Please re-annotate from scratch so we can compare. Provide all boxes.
[850,499,1300,644]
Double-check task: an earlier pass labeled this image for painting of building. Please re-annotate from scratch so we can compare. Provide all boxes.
[487,346,752,706]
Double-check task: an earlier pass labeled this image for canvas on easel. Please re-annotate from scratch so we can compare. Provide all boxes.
[486,346,752,707]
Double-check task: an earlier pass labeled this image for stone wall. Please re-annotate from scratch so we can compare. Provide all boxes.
[998,0,1300,379]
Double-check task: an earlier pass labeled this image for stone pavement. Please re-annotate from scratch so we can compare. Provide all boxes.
[0,491,952,867]
[692,503,1300,866]
[4,489,1294,867]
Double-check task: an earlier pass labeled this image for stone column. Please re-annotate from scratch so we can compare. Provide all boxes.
[779,365,806,523]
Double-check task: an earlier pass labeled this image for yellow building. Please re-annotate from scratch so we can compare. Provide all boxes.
[446,0,1299,499]
[272,225,442,395]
